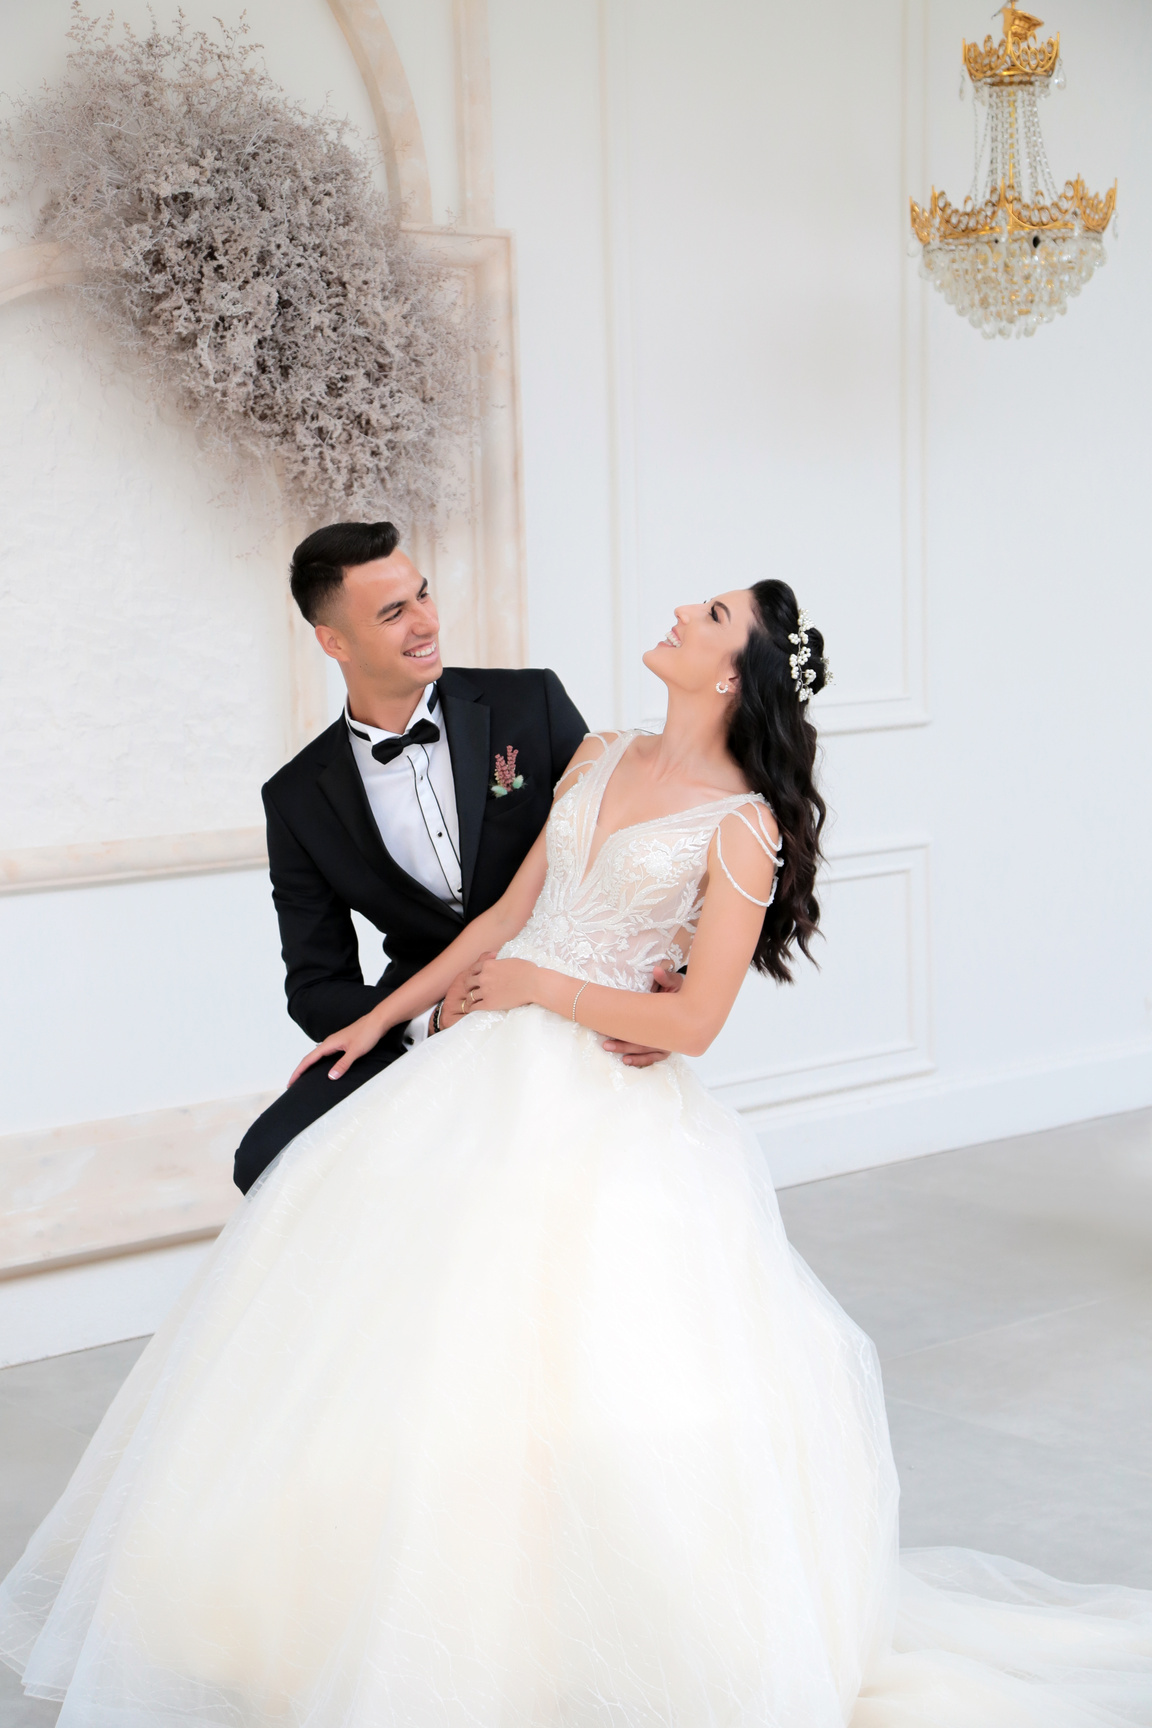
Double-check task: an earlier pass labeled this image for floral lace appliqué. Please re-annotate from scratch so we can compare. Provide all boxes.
[500,732,772,992]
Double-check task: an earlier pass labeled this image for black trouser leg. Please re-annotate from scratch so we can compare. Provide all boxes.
[233,1039,406,1195]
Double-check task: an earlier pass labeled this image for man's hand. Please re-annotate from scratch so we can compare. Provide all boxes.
[602,964,684,1067]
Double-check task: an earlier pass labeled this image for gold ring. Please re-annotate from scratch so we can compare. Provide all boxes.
[460,997,468,1014]
[469,987,478,1003]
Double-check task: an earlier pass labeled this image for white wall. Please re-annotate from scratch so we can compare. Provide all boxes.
[1,0,1149,1357]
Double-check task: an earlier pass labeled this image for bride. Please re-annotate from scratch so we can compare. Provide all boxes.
[2,581,1150,1728]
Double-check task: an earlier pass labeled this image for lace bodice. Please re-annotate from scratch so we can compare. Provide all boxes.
[500,730,773,992]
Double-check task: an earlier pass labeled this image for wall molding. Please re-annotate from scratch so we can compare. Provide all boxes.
[453,0,496,227]
[325,0,433,220]
[753,1040,1152,1191]
[705,841,933,1113]
[405,226,528,668]
[0,241,84,308]
[0,1092,264,1280]
[790,0,929,736]
[0,828,268,896]
[597,0,643,730]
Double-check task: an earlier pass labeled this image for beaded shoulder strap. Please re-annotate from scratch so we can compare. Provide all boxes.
[713,803,781,909]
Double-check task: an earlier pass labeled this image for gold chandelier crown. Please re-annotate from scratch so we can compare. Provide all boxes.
[963,7,1060,85]
[910,178,1115,249]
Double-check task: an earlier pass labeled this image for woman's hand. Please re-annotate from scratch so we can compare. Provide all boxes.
[287,1006,389,1087]
[437,960,489,1031]
[457,953,543,1015]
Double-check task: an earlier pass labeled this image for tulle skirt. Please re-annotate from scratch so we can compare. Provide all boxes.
[2,1006,1150,1726]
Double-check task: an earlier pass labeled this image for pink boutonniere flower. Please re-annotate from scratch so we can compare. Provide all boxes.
[489,746,524,798]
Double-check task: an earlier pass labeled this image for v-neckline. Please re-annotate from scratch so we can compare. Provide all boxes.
[575,732,762,892]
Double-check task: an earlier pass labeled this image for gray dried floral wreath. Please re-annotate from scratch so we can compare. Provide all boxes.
[2,7,472,527]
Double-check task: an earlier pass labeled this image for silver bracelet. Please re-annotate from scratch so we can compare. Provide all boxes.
[571,981,590,1023]
[430,1000,444,1034]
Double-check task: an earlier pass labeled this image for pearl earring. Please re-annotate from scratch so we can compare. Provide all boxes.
[716,681,729,695]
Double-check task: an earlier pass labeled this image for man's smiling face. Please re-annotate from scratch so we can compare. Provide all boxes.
[313,549,442,700]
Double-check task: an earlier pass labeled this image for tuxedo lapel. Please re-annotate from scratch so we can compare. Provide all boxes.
[317,731,459,924]
[439,678,490,908]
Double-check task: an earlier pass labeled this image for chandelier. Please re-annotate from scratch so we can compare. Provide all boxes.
[910,7,1116,339]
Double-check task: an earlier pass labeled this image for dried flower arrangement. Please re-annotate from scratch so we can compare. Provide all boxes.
[2,7,471,527]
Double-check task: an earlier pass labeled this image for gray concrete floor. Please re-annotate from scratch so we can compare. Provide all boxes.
[2,1107,1150,1724]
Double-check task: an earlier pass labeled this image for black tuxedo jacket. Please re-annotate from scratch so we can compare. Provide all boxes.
[262,666,588,1046]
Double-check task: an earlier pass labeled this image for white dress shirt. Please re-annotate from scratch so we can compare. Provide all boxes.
[345,685,462,1045]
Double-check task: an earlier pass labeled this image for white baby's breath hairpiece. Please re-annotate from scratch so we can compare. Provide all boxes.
[787,609,832,703]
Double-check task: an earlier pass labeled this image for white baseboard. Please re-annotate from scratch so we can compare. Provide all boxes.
[0,1239,214,1368]
[754,1039,1152,1188]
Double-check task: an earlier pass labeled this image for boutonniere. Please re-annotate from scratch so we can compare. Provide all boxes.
[489,746,525,798]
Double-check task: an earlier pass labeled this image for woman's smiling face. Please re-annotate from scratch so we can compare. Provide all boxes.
[643,590,758,695]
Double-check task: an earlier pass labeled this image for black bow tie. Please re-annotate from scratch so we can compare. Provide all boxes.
[369,718,440,766]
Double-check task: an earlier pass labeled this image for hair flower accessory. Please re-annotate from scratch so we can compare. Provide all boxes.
[489,746,524,798]
[787,609,831,703]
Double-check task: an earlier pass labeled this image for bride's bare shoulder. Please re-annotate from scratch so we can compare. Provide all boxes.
[553,730,621,797]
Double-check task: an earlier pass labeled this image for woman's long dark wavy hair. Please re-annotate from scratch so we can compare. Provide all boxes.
[726,580,828,984]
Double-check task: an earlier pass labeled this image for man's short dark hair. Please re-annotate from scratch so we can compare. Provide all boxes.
[290,521,400,624]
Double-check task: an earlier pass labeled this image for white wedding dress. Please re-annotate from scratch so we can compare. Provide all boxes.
[3,730,1150,1728]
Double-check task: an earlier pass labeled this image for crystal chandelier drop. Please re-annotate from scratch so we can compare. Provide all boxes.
[910,7,1116,339]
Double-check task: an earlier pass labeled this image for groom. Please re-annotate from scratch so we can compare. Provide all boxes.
[233,521,668,1195]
